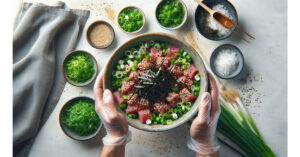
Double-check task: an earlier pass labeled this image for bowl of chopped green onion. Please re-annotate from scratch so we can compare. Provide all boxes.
[62,50,98,87]
[117,6,145,34]
[59,97,102,140]
[155,0,188,30]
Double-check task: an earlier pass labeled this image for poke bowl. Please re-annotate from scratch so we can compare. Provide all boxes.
[103,33,208,131]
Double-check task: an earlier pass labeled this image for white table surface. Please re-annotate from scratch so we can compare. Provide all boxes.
[13,0,287,156]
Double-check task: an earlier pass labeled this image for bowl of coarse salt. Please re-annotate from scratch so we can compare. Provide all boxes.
[194,0,238,41]
[210,44,244,79]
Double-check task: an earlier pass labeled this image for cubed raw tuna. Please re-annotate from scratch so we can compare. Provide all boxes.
[179,88,196,102]
[149,52,156,63]
[178,76,188,84]
[167,45,179,57]
[113,91,124,105]
[149,48,163,63]
[155,57,170,69]
[154,101,171,114]
[139,71,144,76]
[150,47,163,56]
[169,65,183,76]
[166,92,180,108]
[138,99,150,111]
[186,79,194,87]
[129,71,139,81]
[138,109,151,124]
[126,105,138,114]
[146,48,151,52]
[183,65,199,79]
[138,59,154,71]
[127,93,139,106]
[121,80,135,94]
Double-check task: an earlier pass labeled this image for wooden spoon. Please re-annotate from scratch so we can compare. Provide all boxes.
[194,0,255,42]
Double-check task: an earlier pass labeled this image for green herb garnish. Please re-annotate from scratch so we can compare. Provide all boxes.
[62,99,100,136]
[65,52,95,83]
[156,0,185,27]
[118,8,143,32]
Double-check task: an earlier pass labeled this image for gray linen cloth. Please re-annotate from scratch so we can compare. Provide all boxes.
[13,2,90,156]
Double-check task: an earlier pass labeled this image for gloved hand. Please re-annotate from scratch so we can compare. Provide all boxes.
[187,73,221,155]
[94,70,130,146]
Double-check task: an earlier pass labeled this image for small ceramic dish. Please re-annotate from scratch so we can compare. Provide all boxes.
[155,0,188,30]
[194,0,238,41]
[62,50,98,87]
[210,44,244,79]
[86,20,115,49]
[117,6,145,34]
[59,96,102,141]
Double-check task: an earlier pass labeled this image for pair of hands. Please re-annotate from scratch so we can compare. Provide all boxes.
[94,70,220,154]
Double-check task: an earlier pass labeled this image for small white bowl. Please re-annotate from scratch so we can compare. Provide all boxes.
[210,44,244,79]
[117,6,146,34]
[59,97,102,141]
[155,0,188,30]
[62,50,98,87]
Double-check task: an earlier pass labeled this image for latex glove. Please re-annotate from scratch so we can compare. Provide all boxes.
[94,70,131,146]
[187,73,221,155]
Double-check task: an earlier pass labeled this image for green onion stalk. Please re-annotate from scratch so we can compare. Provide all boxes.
[217,98,275,157]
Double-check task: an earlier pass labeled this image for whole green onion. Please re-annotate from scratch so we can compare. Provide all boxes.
[217,99,275,157]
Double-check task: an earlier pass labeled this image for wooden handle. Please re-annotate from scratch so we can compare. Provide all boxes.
[229,27,250,43]
[233,23,255,39]
[193,0,214,15]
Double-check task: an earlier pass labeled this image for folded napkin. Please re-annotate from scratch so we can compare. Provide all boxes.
[13,2,90,156]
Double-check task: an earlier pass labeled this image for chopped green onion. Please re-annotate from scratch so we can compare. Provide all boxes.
[173,87,179,92]
[160,42,168,49]
[172,113,178,119]
[118,8,143,32]
[154,43,161,50]
[123,95,128,101]
[162,49,167,56]
[65,52,95,83]
[166,119,172,125]
[119,104,126,109]
[156,0,185,27]
[124,77,130,82]
[128,113,137,119]
[146,119,152,125]
[149,40,155,46]
[115,71,123,78]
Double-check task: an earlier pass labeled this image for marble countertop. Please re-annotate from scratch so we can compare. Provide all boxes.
[13,0,287,156]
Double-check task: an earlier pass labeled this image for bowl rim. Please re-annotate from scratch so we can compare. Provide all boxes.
[117,6,146,34]
[154,0,188,30]
[62,50,98,87]
[209,44,244,79]
[86,20,115,49]
[194,0,239,41]
[59,96,102,141]
[103,32,208,132]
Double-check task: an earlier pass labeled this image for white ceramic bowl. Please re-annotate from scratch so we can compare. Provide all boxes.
[117,6,146,34]
[155,0,188,30]
[59,96,102,141]
[62,50,98,87]
[103,33,208,132]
